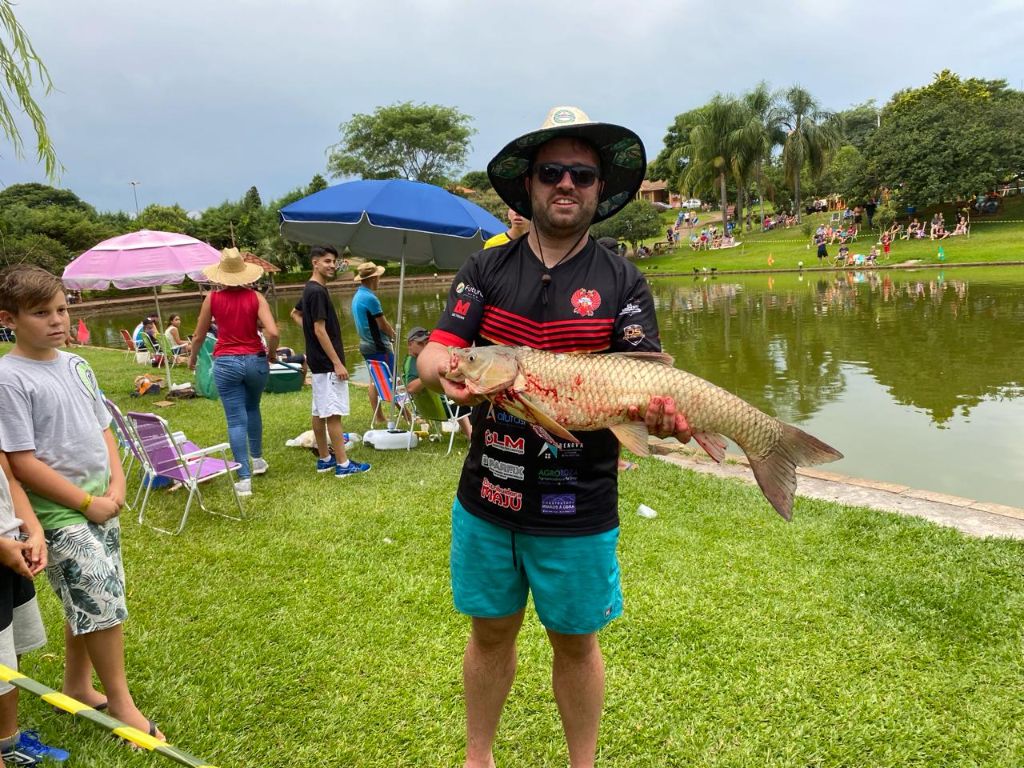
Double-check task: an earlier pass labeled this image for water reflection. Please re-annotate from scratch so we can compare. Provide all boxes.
[652,270,1023,426]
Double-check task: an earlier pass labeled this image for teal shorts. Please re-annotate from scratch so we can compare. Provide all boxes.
[450,499,623,635]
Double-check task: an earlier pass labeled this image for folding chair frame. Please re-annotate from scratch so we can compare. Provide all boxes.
[127,411,244,535]
[410,389,468,456]
[366,359,413,433]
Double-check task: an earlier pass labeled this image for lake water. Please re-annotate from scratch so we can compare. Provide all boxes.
[75,267,1024,508]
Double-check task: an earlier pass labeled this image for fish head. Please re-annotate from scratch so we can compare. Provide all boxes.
[446,346,520,396]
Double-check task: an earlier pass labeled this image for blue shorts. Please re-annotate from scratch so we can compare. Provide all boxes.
[450,499,622,634]
[363,350,395,375]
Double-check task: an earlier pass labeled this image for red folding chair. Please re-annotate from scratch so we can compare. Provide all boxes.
[119,329,139,361]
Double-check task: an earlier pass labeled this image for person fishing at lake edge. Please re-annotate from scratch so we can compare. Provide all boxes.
[416,106,693,768]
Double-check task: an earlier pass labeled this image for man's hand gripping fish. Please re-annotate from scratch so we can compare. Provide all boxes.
[445,345,843,520]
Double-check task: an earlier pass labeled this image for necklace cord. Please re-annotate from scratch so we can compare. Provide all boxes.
[537,230,588,306]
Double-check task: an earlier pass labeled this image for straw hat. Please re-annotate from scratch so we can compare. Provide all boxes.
[202,247,264,286]
[353,261,386,283]
[487,105,646,224]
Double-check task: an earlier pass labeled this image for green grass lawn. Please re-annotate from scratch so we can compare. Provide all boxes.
[4,344,1024,766]
[637,196,1024,275]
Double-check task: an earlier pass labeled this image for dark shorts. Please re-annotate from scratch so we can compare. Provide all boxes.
[363,350,395,374]
[0,565,46,694]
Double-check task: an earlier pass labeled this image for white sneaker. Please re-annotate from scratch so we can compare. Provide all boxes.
[234,479,252,497]
[251,457,269,475]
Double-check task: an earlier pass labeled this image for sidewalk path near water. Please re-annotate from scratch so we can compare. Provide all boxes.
[650,442,1024,540]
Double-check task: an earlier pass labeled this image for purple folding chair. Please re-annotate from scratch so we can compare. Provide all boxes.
[105,397,202,512]
[127,411,244,535]
[104,398,139,475]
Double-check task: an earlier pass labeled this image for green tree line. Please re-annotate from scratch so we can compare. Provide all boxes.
[649,71,1024,231]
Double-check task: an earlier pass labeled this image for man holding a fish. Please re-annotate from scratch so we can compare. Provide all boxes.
[416,106,693,768]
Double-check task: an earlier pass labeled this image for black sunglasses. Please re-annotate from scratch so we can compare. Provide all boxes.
[532,163,600,188]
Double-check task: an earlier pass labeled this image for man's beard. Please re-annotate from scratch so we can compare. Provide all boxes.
[530,193,597,238]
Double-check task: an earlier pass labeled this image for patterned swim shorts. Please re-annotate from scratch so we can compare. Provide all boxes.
[45,518,127,636]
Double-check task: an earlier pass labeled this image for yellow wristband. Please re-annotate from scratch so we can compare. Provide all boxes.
[79,493,93,514]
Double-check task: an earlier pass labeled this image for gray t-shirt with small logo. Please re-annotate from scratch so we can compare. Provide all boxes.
[0,351,111,530]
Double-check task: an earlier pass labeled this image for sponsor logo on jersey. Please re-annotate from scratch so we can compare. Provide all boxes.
[541,493,576,516]
[486,403,526,426]
[537,439,583,460]
[623,323,645,346]
[570,288,601,317]
[482,454,525,482]
[456,282,483,300]
[618,301,642,317]
[537,467,578,485]
[453,299,472,318]
[484,429,525,455]
[481,478,522,511]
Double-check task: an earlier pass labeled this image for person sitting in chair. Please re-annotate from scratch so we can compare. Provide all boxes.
[403,327,471,440]
[951,214,969,236]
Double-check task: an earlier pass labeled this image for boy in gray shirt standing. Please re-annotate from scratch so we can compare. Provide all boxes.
[0,265,165,743]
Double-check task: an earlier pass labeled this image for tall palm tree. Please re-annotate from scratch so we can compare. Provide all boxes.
[682,95,746,229]
[734,83,785,230]
[779,86,839,221]
[0,0,58,178]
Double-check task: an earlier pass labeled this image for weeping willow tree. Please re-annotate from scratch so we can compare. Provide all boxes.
[0,1,58,178]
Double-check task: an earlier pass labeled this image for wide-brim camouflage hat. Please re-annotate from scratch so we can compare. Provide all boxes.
[487,105,646,224]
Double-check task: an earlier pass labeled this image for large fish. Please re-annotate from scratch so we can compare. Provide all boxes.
[445,345,843,520]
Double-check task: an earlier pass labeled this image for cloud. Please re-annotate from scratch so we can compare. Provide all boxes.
[0,0,1022,212]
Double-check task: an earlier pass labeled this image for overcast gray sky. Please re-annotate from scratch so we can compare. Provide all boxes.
[1,0,1021,213]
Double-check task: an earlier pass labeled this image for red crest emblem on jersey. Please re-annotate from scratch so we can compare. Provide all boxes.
[570,288,601,317]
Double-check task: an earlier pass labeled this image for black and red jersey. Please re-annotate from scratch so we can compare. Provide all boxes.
[432,237,662,536]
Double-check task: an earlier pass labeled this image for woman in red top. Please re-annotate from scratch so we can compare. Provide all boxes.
[188,248,279,497]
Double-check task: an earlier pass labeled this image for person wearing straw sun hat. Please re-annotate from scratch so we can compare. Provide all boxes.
[351,260,398,427]
[188,248,280,497]
[414,106,693,768]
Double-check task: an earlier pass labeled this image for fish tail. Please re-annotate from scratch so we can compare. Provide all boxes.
[745,423,844,521]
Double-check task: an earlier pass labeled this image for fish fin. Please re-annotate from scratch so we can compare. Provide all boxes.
[609,422,651,456]
[692,431,727,463]
[610,351,675,367]
[745,424,843,521]
[531,424,560,445]
[513,393,580,443]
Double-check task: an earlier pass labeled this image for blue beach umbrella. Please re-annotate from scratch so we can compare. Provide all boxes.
[279,179,505,391]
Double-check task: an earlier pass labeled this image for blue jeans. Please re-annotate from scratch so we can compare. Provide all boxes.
[213,354,269,479]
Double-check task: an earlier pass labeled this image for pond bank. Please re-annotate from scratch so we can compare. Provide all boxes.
[650,441,1024,540]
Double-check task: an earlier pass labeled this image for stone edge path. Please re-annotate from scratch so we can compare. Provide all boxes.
[649,442,1024,541]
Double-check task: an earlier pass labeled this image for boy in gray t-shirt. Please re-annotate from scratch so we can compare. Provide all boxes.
[0,265,165,743]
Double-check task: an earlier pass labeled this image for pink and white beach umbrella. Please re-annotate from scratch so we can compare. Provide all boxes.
[62,229,220,290]
[62,230,221,385]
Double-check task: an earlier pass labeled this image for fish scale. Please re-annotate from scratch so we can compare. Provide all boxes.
[447,345,843,520]
[517,349,783,459]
